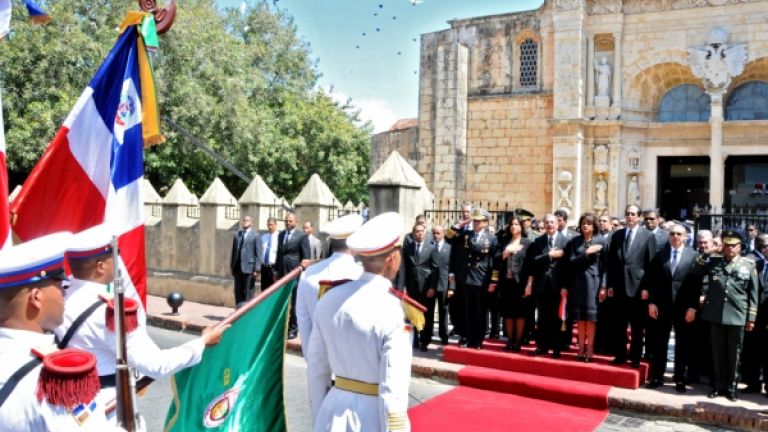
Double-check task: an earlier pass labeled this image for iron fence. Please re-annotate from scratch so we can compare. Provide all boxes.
[694,213,768,236]
[424,200,519,232]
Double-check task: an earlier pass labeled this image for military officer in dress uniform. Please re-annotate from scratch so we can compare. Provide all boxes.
[307,212,419,432]
[296,213,364,353]
[54,224,228,421]
[694,229,759,401]
[446,208,499,350]
[0,232,117,431]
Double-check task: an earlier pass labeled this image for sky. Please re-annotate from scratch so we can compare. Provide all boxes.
[217,0,544,132]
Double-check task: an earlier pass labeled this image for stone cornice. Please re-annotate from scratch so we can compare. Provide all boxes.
[587,0,763,15]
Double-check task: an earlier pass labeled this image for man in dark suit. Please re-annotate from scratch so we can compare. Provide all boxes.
[643,209,668,254]
[741,233,768,394]
[230,215,263,306]
[278,212,311,339]
[430,225,452,345]
[604,204,658,367]
[398,224,437,351]
[645,224,698,392]
[446,203,473,344]
[525,213,569,358]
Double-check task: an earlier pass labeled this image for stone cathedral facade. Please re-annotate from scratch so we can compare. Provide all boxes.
[371,0,768,221]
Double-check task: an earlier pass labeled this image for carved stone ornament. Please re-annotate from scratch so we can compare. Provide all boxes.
[688,27,748,91]
[593,144,609,171]
[623,0,760,15]
[554,0,585,11]
[587,0,622,15]
[627,175,641,206]
[594,174,608,208]
[557,171,574,209]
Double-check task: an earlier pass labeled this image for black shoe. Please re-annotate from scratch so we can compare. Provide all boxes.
[512,343,522,353]
[532,348,548,356]
[473,344,483,350]
[675,383,687,393]
[551,351,561,359]
[458,338,468,348]
[646,379,663,389]
[725,391,738,402]
[707,390,720,399]
[287,330,298,340]
[489,332,500,340]
[630,360,641,368]
[610,357,627,365]
[503,342,514,352]
[440,338,449,345]
[419,345,428,353]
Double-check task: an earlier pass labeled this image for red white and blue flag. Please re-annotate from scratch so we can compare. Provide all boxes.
[10,18,162,310]
[0,89,10,251]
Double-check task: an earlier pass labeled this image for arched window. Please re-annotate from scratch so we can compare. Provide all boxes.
[519,39,537,87]
[725,81,768,120]
[658,84,710,122]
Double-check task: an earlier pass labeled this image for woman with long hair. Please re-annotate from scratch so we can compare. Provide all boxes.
[564,213,607,362]
[498,216,532,352]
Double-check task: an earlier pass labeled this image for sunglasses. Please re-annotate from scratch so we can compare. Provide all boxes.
[669,232,685,236]
[625,212,637,216]
[644,217,656,221]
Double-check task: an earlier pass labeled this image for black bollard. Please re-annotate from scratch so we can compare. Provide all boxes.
[166,292,184,316]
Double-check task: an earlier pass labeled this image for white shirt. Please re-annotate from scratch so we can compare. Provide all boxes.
[307,272,412,431]
[0,328,116,431]
[261,231,279,265]
[296,252,363,354]
[54,278,205,418]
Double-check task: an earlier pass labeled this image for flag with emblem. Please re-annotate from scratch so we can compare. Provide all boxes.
[10,13,164,307]
[164,279,296,432]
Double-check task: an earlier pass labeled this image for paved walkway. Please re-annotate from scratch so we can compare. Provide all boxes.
[146,295,768,431]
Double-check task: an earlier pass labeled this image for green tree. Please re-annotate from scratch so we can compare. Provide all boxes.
[1,0,372,204]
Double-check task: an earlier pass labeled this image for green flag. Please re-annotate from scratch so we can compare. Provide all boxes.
[163,280,296,432]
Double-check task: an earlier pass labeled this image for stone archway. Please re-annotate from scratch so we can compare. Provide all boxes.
[625,62,701,121]
[728,56,768,92]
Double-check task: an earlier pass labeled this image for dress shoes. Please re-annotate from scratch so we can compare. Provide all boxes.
[440,338,449,345]
[503,342,514,352]
[489,332,500,340]
[725,391,738,402]
[675,383,687,393]
[511,343,522,353]
[458,338,468,348]
[532,348,548,356]
[419,345,429,353]
[707,390,720,399]
[610,357,627,365]
[645,379,663,389]
[630,360,641,368]
[551,351,561,359]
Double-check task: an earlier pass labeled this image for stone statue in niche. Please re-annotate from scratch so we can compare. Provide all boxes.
[557,171,574,209]
[594,57,612,98]
[594,144,608,168]
[627,175,641,206]
[595,174,607,208]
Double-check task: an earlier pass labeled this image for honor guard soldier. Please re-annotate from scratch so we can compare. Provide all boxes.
[296,213,365,352]
[694,229,759,401]
[307,212,424,432]
[0,232,118,431]
[54,224,228,421]
[446,208,499,349]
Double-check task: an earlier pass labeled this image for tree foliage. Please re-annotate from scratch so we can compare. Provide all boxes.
[1,0,372,203]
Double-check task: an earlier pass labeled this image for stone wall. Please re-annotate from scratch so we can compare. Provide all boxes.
[370,122,419,174]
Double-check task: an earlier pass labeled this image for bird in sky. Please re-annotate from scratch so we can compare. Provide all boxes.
[410,0,423,5]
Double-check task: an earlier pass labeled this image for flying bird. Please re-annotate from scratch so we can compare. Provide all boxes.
[410,0,423,5]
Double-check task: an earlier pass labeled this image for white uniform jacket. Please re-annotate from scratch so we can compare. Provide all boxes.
[0,328,116,431]
[54,278,205,409]
[307,272,412,432]
[296,252,363,353]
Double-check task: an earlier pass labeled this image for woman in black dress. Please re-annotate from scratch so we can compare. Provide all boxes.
[564,213,606,361]
[498,216,532,352]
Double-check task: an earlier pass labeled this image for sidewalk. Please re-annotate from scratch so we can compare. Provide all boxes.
[146,295,768,431]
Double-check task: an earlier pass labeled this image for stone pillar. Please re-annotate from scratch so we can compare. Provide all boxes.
[293,173,339,235]
[552,0,586,120]
[709,95,725,212]
[238,174,279,231]
[612,32,622,108]
[368,151,434,234]
[587,36,595,107]
[142,179,162,225]
[160,179,199,272]
[199,178,238,275]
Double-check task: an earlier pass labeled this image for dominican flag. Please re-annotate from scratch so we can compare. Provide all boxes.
[10,14,164,310]
[0,89,9,251]
[23,0,51,24]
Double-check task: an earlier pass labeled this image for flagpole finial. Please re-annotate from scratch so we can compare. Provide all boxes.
[138,0,176,34]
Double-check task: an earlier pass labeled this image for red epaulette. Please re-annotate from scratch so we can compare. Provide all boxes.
[388,287,427,313]
[318,279,352,299]
[100,294,139,334]
[34,348,100,408]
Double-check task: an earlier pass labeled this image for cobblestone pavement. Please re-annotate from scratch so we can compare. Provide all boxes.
[598,410,742,432]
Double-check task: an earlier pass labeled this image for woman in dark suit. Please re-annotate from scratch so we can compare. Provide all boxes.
[564,213,606,361]
[498,216,532,352]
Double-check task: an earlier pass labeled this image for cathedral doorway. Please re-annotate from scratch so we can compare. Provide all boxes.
[657,156,710,221]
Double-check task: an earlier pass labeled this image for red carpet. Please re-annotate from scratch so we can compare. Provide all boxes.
[409,386,608,432]
[443,343,647,389]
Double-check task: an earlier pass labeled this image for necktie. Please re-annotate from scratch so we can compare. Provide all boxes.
[548,236,554,250]
[671,249,678,275]
[285,230,291,246]
[625,229,633,252]
[264,234,272,264]
[415,243,421,255]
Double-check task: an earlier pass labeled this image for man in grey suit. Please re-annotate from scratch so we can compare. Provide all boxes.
[303,221,324,261]
[604,204,658,367]
[430,226,452,345]
[278,212,311,339]
[645,224,698,392]
[230,215,263,306]
[398,224,437,351]
[643,209,668,254]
